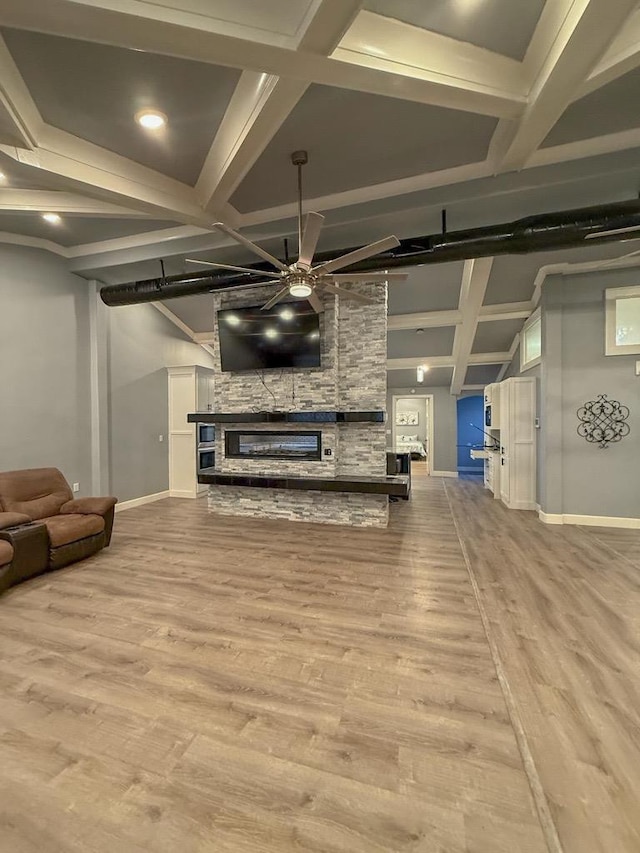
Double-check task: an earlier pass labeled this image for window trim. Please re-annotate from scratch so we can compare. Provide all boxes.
[605,285,640,356]
[520,307,542,372]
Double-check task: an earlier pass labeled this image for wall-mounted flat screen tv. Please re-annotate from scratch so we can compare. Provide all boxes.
[217,302,321,372]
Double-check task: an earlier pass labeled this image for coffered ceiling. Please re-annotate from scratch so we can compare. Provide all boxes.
[1,0,640,394]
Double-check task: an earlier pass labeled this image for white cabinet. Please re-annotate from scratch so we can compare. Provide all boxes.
[483,450,501,499]
[167,366,214,498]
[498,377,536,511]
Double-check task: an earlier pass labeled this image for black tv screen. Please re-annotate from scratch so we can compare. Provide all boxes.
[218,302,321,372]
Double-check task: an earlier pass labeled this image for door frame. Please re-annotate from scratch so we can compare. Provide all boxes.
[391,394,434,474]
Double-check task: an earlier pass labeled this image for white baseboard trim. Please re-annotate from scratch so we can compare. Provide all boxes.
[169,489,199,499]
[458,466,484,473]
[538,509,640,529]
[431,470,459,478]
[115,490,170,513]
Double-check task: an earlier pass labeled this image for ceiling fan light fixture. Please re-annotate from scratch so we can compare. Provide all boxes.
[289,279,313,298]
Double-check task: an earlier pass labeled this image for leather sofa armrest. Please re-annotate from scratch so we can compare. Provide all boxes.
[0,511,31,530]
[60,497,117,517]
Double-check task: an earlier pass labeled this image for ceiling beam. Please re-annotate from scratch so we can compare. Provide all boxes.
[576,6,640,97]
[387,350,509,371]
[478,301,533,322]
[333,11,526,117]
[0,126,208,224]
[496,333,521,381]
[0,189,153,217]
[0,0,523,117]
[0,34,42,149]
[450,257,494,395]
[197,0,363,214]
[387,302,532,332]
[498,0,638,171]
[388,310,462,331]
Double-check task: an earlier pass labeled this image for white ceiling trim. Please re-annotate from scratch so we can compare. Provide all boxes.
[450,256,494,394]
[528,126,640,167]
[0,0,523,115]
[0,33,42,148]
[498,0,638,171]
[0,229,69,255]
[0,189,153,217]
[387,351,510,371]
[241,160,495,227]
[387,301,532,331]
[197,0,363,213]
[577,6,640,97]
[333,11,526,118]
[496,333,521,381]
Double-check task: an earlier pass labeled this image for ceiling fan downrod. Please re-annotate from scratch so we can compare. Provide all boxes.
[291,150,308,263]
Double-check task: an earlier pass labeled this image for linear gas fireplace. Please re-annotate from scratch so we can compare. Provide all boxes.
[225,430,322,461]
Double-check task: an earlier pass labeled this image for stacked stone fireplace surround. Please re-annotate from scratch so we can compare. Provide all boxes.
[207,279,389,527]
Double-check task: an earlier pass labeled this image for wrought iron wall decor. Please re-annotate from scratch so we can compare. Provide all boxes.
[577,394,630,448]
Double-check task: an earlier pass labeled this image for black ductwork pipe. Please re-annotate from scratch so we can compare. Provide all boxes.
[100,200,640,306]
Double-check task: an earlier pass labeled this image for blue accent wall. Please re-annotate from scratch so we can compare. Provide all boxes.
[457,395,484,473]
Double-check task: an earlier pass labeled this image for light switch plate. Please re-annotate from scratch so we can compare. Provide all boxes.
[636,360,640,376]
[72,483,80,493]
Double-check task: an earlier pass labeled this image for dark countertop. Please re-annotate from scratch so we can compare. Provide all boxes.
[197,469,409,497]
[187,411,385,424]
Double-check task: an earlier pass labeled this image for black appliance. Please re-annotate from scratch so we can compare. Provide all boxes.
[485,405,492,427]
[198,423,215,444]
[197,447,215,472]
[218,302,320,372]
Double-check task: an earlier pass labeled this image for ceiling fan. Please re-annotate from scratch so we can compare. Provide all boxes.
[185,150,407,313]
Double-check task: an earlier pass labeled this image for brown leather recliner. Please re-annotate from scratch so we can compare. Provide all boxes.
[0,468,117,572]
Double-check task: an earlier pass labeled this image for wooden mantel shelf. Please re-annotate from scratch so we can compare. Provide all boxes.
[198,469,409,497]
[187,411,385,424]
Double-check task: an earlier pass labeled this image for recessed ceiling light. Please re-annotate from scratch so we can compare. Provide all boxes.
[135,109,167,130]
[225,314,241,327]
[42,212,62,224]
[264,327,279,340]
[0,171,6,182]
[279,308,294,321]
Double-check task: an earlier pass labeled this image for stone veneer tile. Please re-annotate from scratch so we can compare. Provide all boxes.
[209,279,389,526]
[208,486,389,528]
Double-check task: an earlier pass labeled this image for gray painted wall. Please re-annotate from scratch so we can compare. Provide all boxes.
[0,243,215,504]
[541,270,639,519]
[386,387,457,472]
[107,303,215,502]
[0,245,92,491]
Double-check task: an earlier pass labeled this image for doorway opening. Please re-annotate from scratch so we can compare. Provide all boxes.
[391,394,433,477]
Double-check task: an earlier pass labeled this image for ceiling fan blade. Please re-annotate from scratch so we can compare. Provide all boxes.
[307,289,324,313]
[313,235,400,275]
[331,272,408,282]
[208,280,279,293]
[213,222,289,272]
[261,285,291,310]
[185,259,282,278]
[298,212,325,270]
[320,281,376,304]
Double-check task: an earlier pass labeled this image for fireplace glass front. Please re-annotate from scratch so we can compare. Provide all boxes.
[225,430,322,461]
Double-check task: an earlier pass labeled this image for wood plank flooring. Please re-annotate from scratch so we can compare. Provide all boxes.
[445,478,640,853]
[0,475,638,851]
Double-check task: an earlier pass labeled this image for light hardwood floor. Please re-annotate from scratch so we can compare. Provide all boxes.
[0,476,638,852]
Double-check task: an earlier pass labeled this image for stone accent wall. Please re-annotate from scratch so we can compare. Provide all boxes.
[336,423,387,477]
[208,485,389,528]
[208,278,389,527]
[337,282,387,411]
[211,283,338,411]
